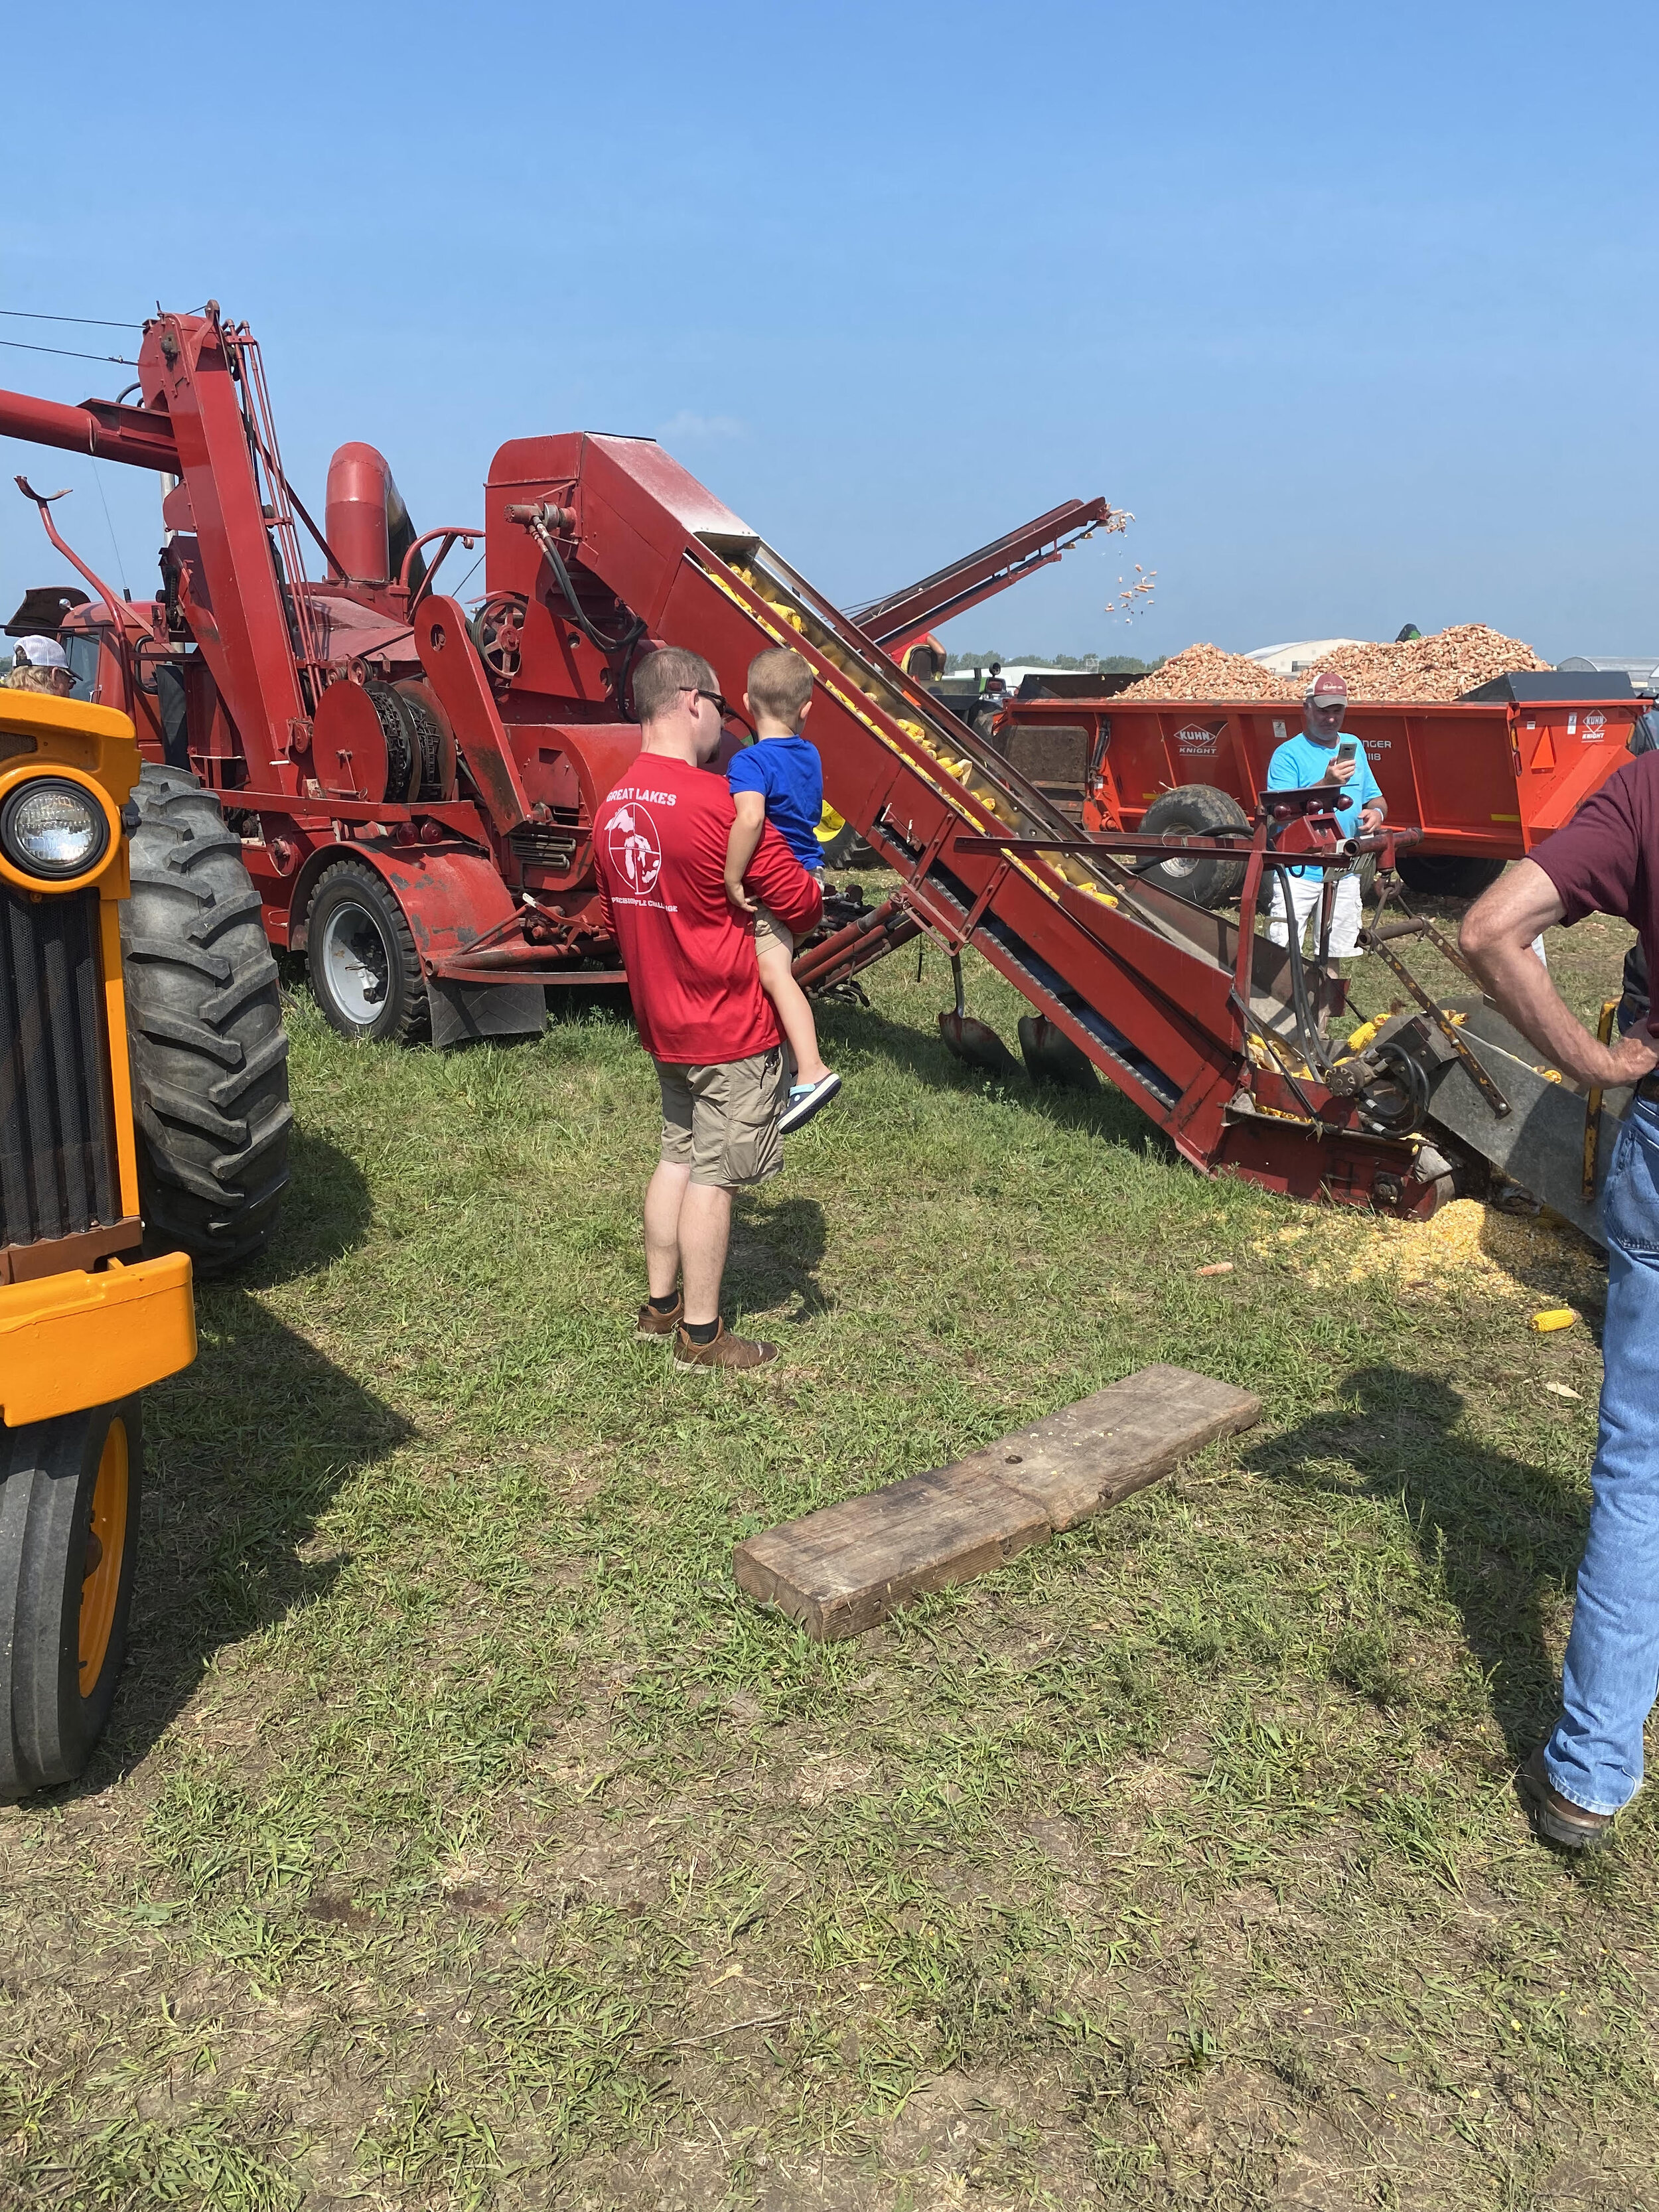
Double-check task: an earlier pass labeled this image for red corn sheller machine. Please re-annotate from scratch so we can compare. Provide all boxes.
[1,305,1611,1235]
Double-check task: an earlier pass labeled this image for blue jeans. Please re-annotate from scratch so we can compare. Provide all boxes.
[1546,1098,1659,1813]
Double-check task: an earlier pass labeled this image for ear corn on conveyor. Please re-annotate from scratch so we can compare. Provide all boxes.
[636,506,1424,1223]
[642,490,1610,1234]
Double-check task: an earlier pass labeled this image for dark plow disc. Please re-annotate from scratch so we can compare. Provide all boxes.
[939,954,1021,1082]
[1017,1014,1099,1090]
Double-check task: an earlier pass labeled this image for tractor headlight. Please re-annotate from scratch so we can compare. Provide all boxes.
[1,778,109,881]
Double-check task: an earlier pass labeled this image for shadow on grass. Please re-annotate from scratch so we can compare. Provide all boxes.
[1259,1363,1585,1757]
[1477,1203,1609,1323]
[237,1123,375,1288]
[281,963,637,1053]
[820,995,1163,1149]
[545,980,634,1028]
[68,1132,413,1797]
[729,1194,831,1321]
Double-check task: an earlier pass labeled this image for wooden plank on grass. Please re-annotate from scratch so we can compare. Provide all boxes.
[733,1465,1051,1643]
[733,1363,1261,1639]
[968,1363,1262,1532]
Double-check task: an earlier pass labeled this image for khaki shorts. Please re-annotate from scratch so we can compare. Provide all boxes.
[656,1049,788,1188]
[753,903,795,957]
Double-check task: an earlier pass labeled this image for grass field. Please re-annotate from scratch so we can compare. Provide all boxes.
[2,893,1656,2210]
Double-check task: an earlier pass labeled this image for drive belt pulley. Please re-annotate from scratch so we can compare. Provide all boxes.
[362,681,415,800]
[1357,1039,1431,1136]
[391,682,446,799]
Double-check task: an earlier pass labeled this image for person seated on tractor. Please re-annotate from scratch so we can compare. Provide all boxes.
[1264,670,1384,962]
[1,636,74,696]
[723,647,841,1134]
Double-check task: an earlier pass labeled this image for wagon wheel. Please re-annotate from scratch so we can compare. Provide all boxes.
[1136,784,1250,909]
[469,594,528,684]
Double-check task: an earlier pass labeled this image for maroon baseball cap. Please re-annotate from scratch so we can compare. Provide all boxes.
[1305,670,1348,705]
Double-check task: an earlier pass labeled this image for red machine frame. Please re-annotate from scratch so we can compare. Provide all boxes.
[994,689,1644,859]
[0,305,1496,1221]
[848,499,1117,666]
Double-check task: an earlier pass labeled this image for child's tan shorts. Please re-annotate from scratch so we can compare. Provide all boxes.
[753,904,795,956]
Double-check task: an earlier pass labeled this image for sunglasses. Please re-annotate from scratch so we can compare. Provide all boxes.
[1309,700,1346,715]
[684,686,730,719]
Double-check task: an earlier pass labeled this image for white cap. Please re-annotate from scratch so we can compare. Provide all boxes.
[13,635,69,671]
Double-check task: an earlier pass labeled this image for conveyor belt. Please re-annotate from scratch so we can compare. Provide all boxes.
[660,519,1367,1163]
[524,433,1492,1217]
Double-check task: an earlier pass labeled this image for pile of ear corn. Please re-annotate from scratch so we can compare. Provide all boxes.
[731,562,1116,909]
[1118,625,1550,705]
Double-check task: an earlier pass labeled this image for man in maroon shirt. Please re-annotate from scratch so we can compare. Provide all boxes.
[1462,754,1659,1847]
[594,646,824,1371]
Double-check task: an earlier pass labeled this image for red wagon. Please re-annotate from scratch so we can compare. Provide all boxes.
[994,685,1647,904]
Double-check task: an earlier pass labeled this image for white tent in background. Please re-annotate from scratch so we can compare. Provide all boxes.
[1243,638,1367,676]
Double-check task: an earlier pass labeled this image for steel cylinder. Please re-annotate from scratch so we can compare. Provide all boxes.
[325,443,394,583]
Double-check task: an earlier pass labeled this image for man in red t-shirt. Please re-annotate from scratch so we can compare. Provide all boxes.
[594,646,824,1370]
[1462,758,1659,1848]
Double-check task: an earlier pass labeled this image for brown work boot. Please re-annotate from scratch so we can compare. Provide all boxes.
[1517,1747,1615,1850]
[673,1319,778,1372]
[636,1295,683,1343]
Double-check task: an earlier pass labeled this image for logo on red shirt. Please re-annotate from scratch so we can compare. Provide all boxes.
[608,803,663,896]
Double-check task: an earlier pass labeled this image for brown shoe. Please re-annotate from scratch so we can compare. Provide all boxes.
[673,1319,778,1371]
[636,1295,683,1342]
[1517,1747,1615,1850]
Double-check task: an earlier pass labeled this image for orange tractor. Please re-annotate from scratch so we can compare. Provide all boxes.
[0,682,284,1795]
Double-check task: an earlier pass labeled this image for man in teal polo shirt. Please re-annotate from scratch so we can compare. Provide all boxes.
[1265,670,1384,960]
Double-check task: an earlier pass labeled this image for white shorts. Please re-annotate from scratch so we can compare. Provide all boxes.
[1266,870,1364,959]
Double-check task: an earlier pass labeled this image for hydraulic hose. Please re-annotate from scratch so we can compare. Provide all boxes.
[516,508,646,659]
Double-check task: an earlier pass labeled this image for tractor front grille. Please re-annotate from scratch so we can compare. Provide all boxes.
[0,886,119,1250]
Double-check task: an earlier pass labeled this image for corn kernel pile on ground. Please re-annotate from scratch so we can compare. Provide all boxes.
[1252,1197,1605,1311]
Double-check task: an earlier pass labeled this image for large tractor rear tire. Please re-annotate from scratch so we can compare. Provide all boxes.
[305,859,430,1045]
[0,1400,142,1801]
[1396,853,1506,900]
[1137,784,1250,907]
[121,767,293,1274]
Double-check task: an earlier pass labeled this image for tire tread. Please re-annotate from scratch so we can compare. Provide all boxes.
[0,1403,142,1800]
[305,859,429,1044]
[120,766,291,1272]
[1139,783,1251,909]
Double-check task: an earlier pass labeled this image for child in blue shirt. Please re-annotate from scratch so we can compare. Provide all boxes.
[1264,671,1385,960]
[725,647,841,1132]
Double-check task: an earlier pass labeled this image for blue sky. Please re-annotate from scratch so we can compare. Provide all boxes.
[3,1,1654,664]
